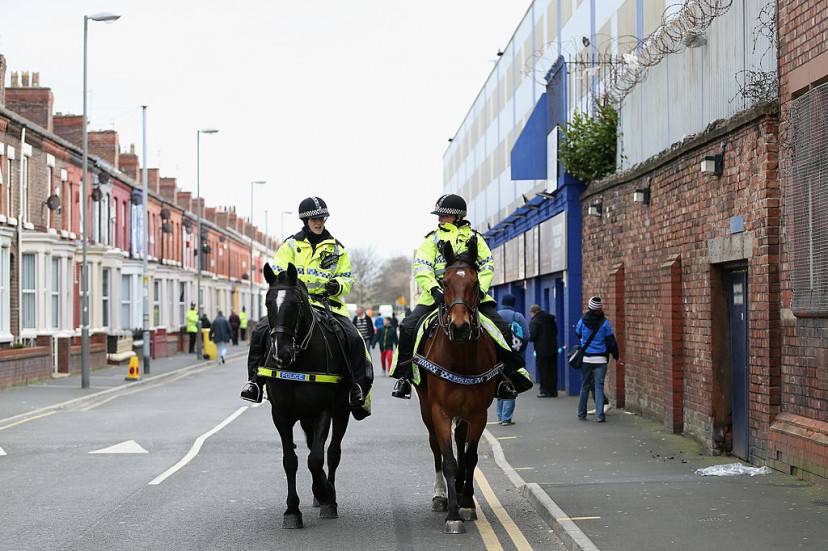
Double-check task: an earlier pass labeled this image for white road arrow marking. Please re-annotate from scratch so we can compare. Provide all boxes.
[0,445,6,456]
[89,440,149,454]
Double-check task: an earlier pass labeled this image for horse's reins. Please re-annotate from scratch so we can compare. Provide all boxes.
[270,287,317,366]
[436,266,482,342]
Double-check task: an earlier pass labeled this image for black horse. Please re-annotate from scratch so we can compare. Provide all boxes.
[262,262,351,529]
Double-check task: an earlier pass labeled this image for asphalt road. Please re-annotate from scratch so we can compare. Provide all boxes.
[0,354,564,551]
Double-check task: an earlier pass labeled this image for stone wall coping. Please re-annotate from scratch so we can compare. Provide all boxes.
[582,101,779,201]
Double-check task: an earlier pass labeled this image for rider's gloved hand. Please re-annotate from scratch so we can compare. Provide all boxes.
[479,289,487,302]
[324,280,341,296]
[430,287,445,305]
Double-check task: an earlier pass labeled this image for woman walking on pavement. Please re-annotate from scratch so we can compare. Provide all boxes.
[575,297,619,423]
[376,317,398,375]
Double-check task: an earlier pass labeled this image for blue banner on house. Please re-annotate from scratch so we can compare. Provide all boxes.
[510,93,549,181]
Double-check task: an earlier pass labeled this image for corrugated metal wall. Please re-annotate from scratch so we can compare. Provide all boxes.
[619,0,776,168]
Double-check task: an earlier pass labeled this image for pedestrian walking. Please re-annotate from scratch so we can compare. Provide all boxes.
[209,310,232,364]
[390,313,399,335]
[496,294,529,426]
[200,313,211,330]
[529,304,559,397]
[239,306,248,341]
[376,317,398,375]
[352,306,375,346]
[228,310,241,346]
[373,313,384,349]
[574,297,619,423]
[186,302,199,354]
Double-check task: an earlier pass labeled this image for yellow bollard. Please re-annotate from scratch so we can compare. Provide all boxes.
[125,355,141,381]
[201,329,217,360]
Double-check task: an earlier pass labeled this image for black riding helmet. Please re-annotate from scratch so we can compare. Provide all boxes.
[298,197,330,220]
[431,194,467,218]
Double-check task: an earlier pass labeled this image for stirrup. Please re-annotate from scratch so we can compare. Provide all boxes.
[496,379,518,400]
[240,381,263,403]
[392,378,412,400]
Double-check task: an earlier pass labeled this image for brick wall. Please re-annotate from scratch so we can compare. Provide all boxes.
[53,115,83,147]
[0,346,52,388]
[5,87,53,132]
[581,103,780,459]
[767,0,828,484]
[88,130,119,168]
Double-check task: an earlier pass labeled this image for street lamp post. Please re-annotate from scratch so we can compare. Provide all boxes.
[249,181,266,320]
[280,210,292,240]
[81,11,120,389]
[195,128,218,360]
[141,106,150,374]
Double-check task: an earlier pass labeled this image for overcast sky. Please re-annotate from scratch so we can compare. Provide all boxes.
[0,0,530,257]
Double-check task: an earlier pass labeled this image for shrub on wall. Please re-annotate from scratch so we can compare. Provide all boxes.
[558,101,619,183]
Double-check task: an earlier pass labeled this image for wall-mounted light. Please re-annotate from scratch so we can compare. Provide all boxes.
[701,154,723,176]
[45,194,61,210]
[588,201,603,217]
[633,187,650,204]
[536,190,556,199]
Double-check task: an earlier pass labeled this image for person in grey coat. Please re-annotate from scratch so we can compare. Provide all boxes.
[209,310,233,364]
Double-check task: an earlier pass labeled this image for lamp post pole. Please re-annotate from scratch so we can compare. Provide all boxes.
[81,12,120,389]
[195,128,218,359]
[249,181,266,320]
[141,106,150,374]
[280,210,292,241]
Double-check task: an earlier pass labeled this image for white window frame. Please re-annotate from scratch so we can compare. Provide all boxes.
[121,273,132,330]
[51,256,60,329]
[4,146,14,219]
[179,282,186,329]
[21,253,36,330]
[102,268,110,329]
[153,279,161,327]
[21,154,29,223]
[0,246,10,339]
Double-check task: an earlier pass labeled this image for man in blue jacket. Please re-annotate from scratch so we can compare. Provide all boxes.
[496,294,529,425]
[575,297,619,422]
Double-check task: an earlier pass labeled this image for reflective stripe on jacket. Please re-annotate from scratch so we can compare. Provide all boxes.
[413,221,495,307]
[270,231,353,317]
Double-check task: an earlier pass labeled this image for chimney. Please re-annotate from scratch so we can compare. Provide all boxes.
[147,168,160,194]
[204,207,217,224]
[53,115,84,147]
[118,145,140,180]
[88,130,119,168]
[215,208,230,228]
[192,197,205,216]
[176,191,192,212]
[228,211,238,228]
[159,177,177,202]
[5,70,55,131]
[10,70,19,88]
[0,55,6,106]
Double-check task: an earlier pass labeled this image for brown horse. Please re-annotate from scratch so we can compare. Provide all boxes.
[416,237,499,534]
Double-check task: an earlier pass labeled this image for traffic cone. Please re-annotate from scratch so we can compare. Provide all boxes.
[125,355,140,381]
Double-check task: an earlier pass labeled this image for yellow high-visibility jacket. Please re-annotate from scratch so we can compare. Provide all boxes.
[271,230,353,317]
[413,221,495,307]
[239,311,248,329]
[186,309,199,333]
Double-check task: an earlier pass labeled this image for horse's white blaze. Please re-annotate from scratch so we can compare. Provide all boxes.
[456,270,466,277]
[434,470,447,498]
[275,290,286,311]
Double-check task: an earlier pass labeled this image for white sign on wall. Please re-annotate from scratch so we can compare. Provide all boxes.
[546,126,559,191]
[539,211,566,275]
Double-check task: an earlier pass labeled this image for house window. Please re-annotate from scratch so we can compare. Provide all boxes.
[21,253,36,329]
[4,148,13,218]
[121,274,132,330]
[0,247,9,335]
[179,282,186,328]
[51,257,60,329]
[102,268,110,328]
[153,280,161,326]
[47,165,54,229]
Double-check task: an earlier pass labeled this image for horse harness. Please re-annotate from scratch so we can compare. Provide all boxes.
[257,290,347,385]
[436,266,483,342]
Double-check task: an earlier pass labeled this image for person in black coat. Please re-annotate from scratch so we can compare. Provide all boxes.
[209,310,233,364]
[529,304,559,397]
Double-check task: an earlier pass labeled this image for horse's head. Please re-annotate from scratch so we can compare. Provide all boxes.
[263,262,312,367]
[440,237,480,342]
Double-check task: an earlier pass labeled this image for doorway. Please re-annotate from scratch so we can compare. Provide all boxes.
[727,270,749,460]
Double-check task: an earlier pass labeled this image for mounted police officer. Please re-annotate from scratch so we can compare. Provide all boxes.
[240,197,373,410]
[391,193,529,400]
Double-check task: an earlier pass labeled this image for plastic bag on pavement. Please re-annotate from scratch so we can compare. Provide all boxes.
[695,463,772,477]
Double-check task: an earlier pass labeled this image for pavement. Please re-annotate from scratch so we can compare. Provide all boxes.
[489,389,828,551]
[0,347,564,551]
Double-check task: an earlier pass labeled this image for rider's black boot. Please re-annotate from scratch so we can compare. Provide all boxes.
[240,380,263,403]
[391,359,413,399]
[392,378,412,399]
[496,378,518,400]
[349,383,366,408]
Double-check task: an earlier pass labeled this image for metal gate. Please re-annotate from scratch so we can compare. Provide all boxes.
[727,270,750,460]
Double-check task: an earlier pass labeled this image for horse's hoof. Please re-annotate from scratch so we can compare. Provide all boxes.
[432,497,448,512]
[319,504,338,519]
[312,498,320,508]
[282,513,303,529]
[444,520,466,534]
[459,507,477,521]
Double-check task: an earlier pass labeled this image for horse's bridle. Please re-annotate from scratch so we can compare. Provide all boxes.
[269,287,316,366]
[437,267,482,342]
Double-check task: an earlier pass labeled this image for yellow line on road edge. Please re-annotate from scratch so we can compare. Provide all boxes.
[79,365,212,412]
[473,496,504,551]
[475,467,533,551]
[0,411,56,432]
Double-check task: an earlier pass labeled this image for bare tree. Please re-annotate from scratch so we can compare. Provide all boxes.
[348,246,383,306]
[373,255,412,308]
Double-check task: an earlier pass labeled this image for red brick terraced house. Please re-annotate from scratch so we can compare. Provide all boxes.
[576,0,828,484]
[0,58,277,388]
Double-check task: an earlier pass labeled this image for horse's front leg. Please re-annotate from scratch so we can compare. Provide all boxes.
[324,405,350,519]
[307,410,334,516]
[458,412,487,522]
[433,405,464,534]
[273,408,302,529]
[429,431,447,512]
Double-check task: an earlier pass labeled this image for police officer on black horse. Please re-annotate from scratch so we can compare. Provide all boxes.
[241,197,373,411]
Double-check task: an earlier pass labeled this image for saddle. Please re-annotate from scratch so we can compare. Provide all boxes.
[310,302,353,377]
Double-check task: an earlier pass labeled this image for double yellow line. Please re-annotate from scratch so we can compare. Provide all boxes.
[473,467,534,551]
